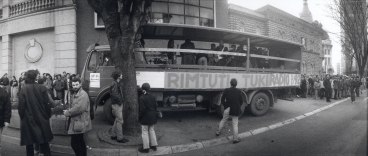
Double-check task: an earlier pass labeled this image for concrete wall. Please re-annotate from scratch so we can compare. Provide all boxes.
[215,0,228,29]
[76,0,108,74]
[12,29,55,77]
[228,12,267,36]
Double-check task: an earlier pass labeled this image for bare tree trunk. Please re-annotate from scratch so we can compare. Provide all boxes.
[86,0,151,136]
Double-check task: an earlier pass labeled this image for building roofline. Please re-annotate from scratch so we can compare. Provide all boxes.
[228,3,266,20]
[256,5,326,32]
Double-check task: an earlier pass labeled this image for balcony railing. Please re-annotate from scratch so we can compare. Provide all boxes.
[9,0,56,17]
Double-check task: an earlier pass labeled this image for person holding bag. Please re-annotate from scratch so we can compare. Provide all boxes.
[63,78,92,156]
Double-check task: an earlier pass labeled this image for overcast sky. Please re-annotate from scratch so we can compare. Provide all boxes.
[228,0,341,71]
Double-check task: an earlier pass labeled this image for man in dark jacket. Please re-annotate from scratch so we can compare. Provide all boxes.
[53,74,65,102]
[180,39,196,65]
[109,71,128,143]
[18,70,53,156]
[300,76,307,98]
[354,76,362,97]
[216,78,242,144]
[323,74,332,102]
[333,77,340,99]
[0,84,11,154]
[138,83,158,153]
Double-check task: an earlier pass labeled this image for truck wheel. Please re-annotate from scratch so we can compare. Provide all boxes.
[239,91,247,116]
[103,98,115,125]
[249,92,270,116]
[215,93,224,117]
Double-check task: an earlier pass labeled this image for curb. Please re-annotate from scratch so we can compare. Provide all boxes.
[3,97,366,156]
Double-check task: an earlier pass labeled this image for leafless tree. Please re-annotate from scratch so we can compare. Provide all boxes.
[87,0,152,136]
[331,0,368,77]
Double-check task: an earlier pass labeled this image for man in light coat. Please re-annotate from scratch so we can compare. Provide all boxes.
[64,78,92,156]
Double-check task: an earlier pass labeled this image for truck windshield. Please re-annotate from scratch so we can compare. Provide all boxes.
[88,51,113,70]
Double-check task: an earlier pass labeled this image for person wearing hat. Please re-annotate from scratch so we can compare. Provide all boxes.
[138,83,158,153]
[216,78,242,144]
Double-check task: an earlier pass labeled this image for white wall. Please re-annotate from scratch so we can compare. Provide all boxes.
[12,29,55,77]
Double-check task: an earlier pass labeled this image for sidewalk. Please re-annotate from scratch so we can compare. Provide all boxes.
[2,92,366,156]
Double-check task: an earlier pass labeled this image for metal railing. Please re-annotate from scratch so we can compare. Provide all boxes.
[9,0,56,17]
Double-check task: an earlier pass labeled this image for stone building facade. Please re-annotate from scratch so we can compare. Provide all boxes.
[322,39,333,73]
[228,4,328,75]
[0,0,76,76]
[0,0,229,77]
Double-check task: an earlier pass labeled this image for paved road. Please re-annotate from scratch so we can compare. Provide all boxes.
[173,95,367,156]
[1,142,74,156]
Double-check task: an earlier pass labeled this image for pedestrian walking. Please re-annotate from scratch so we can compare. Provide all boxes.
[138,83,159,153]
[64,78,92,156]
[18,70,53,156]
[333,77,340,99]
[319,78,325,99]
[216,78,242,144]
[323,74,332,102]
[0,84,11,155]
[10,76,18,102]
[300,76,307,98]
[355,76,362,97]
[109,71,129,143]
[314,78,321,99]
[308,76,314,97]
[350,77,356,103]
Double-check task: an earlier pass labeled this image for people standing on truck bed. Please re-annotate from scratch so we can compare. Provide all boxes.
[167,39,176,65]
[216,78,241,144]
[109,71,129,143]
[180,39,196,65]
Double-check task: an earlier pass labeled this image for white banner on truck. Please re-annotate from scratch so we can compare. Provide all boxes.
[136,71,165,88]
[136,71,300,89]
[165,72,300,89]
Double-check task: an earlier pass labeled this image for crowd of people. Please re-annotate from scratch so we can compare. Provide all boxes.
[0,71,82,105]
[0,70,91,156]
[298,74,367,103]
[137,38,276,69]
[0,70,160,155]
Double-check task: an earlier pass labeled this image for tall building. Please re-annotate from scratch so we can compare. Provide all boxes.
[322,39,333,73]
[228,1,328,75]
[300,0,313,23]
[336,62,341,74]
[0,0,76,76]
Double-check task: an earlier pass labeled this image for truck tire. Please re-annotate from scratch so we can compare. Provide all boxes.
[249,92,270,116]
[103,98,115,125]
